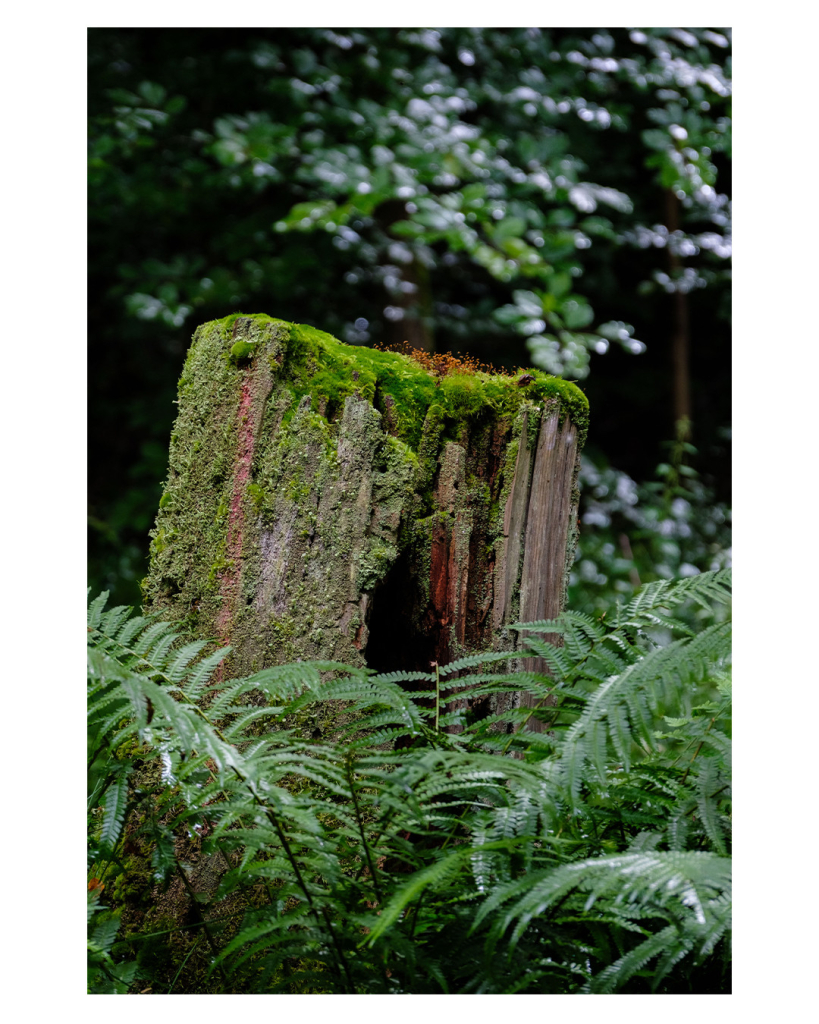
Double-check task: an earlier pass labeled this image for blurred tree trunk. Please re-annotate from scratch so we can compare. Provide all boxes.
[665,189,692,438]
[376,199,435,353]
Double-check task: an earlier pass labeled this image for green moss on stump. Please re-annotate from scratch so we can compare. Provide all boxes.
[211,313,588,450]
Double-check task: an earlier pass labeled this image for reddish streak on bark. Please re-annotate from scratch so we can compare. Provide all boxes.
[216,373,258,644]
[427,431,506,718]
[429,520,453,665]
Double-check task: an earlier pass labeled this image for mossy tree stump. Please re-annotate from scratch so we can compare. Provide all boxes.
[144,314,588,732]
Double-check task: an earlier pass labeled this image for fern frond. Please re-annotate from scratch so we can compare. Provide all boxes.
[517,636,573,678]
[617,568,731,625]
[438,650,518,677]
[369,669,436,685]
[114,614,151,649]
[97,604,134,640]
[309,677,425,734]
[247,660,364,697]
[87,579,730,995]
[636,610,695,635]
[344,726,418,751]
[591,923,690,993]
[144,628,179,669]
[166,639,208,682]
[131,620,176,659]
[694,756,730,855]
[89,914,122,956]
[87,592,110,629]
[221,707,288,741]
[99,768,131,852]
[335,708,417,737]
[509,618,566,634]
[480,849,730,951]
[365,849,470,941]
[560,621,731,798]
[434,709,468,730]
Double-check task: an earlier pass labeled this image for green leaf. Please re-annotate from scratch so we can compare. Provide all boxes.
[548,272,572,298]
[100,768,130,852]
[138,81,166,106]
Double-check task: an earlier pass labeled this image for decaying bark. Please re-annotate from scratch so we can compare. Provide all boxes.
[144,314,587,732]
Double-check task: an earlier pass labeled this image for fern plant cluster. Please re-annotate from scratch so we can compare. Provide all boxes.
[87,569,731,994]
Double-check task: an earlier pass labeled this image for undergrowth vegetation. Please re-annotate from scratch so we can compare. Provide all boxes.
[88,569,731,994]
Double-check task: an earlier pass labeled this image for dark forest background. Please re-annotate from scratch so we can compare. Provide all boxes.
[88,27,731,614]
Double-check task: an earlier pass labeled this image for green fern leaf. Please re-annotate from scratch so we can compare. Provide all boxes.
[115,614,150,649]
[182,646,232,699]
[364,848,469,942]
[100,768,130,851]
[90,913,122,956]
[165,639,208,683]
[438,650,518,677]
[87,591,110,629]
[370,669,436,685]
[509,618,566,634]
[132,620,175,658]
[591,923,690,993]
[98,604,133,639]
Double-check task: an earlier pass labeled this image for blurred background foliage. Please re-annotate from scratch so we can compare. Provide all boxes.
[88,27,731,614]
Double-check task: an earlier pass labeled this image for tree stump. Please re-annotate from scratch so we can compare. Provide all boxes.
[143,314,588,731]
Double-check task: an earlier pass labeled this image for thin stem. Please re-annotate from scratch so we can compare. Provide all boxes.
[344,755,392,989]
[500,625,611,752]
[433,661,440,733]
[409,889,425,940]
[681,717,715,785]
[685,782,730,816]
[665,187,692,434]
[501,683,559,753]
[167,934,203,994]
[353,806,397,884]
[346,754,383,905]
[407,790,476,940]
[205,767,279,909]
[228,765,355,993]
[111,658,355,990]
[174,862,229,988]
